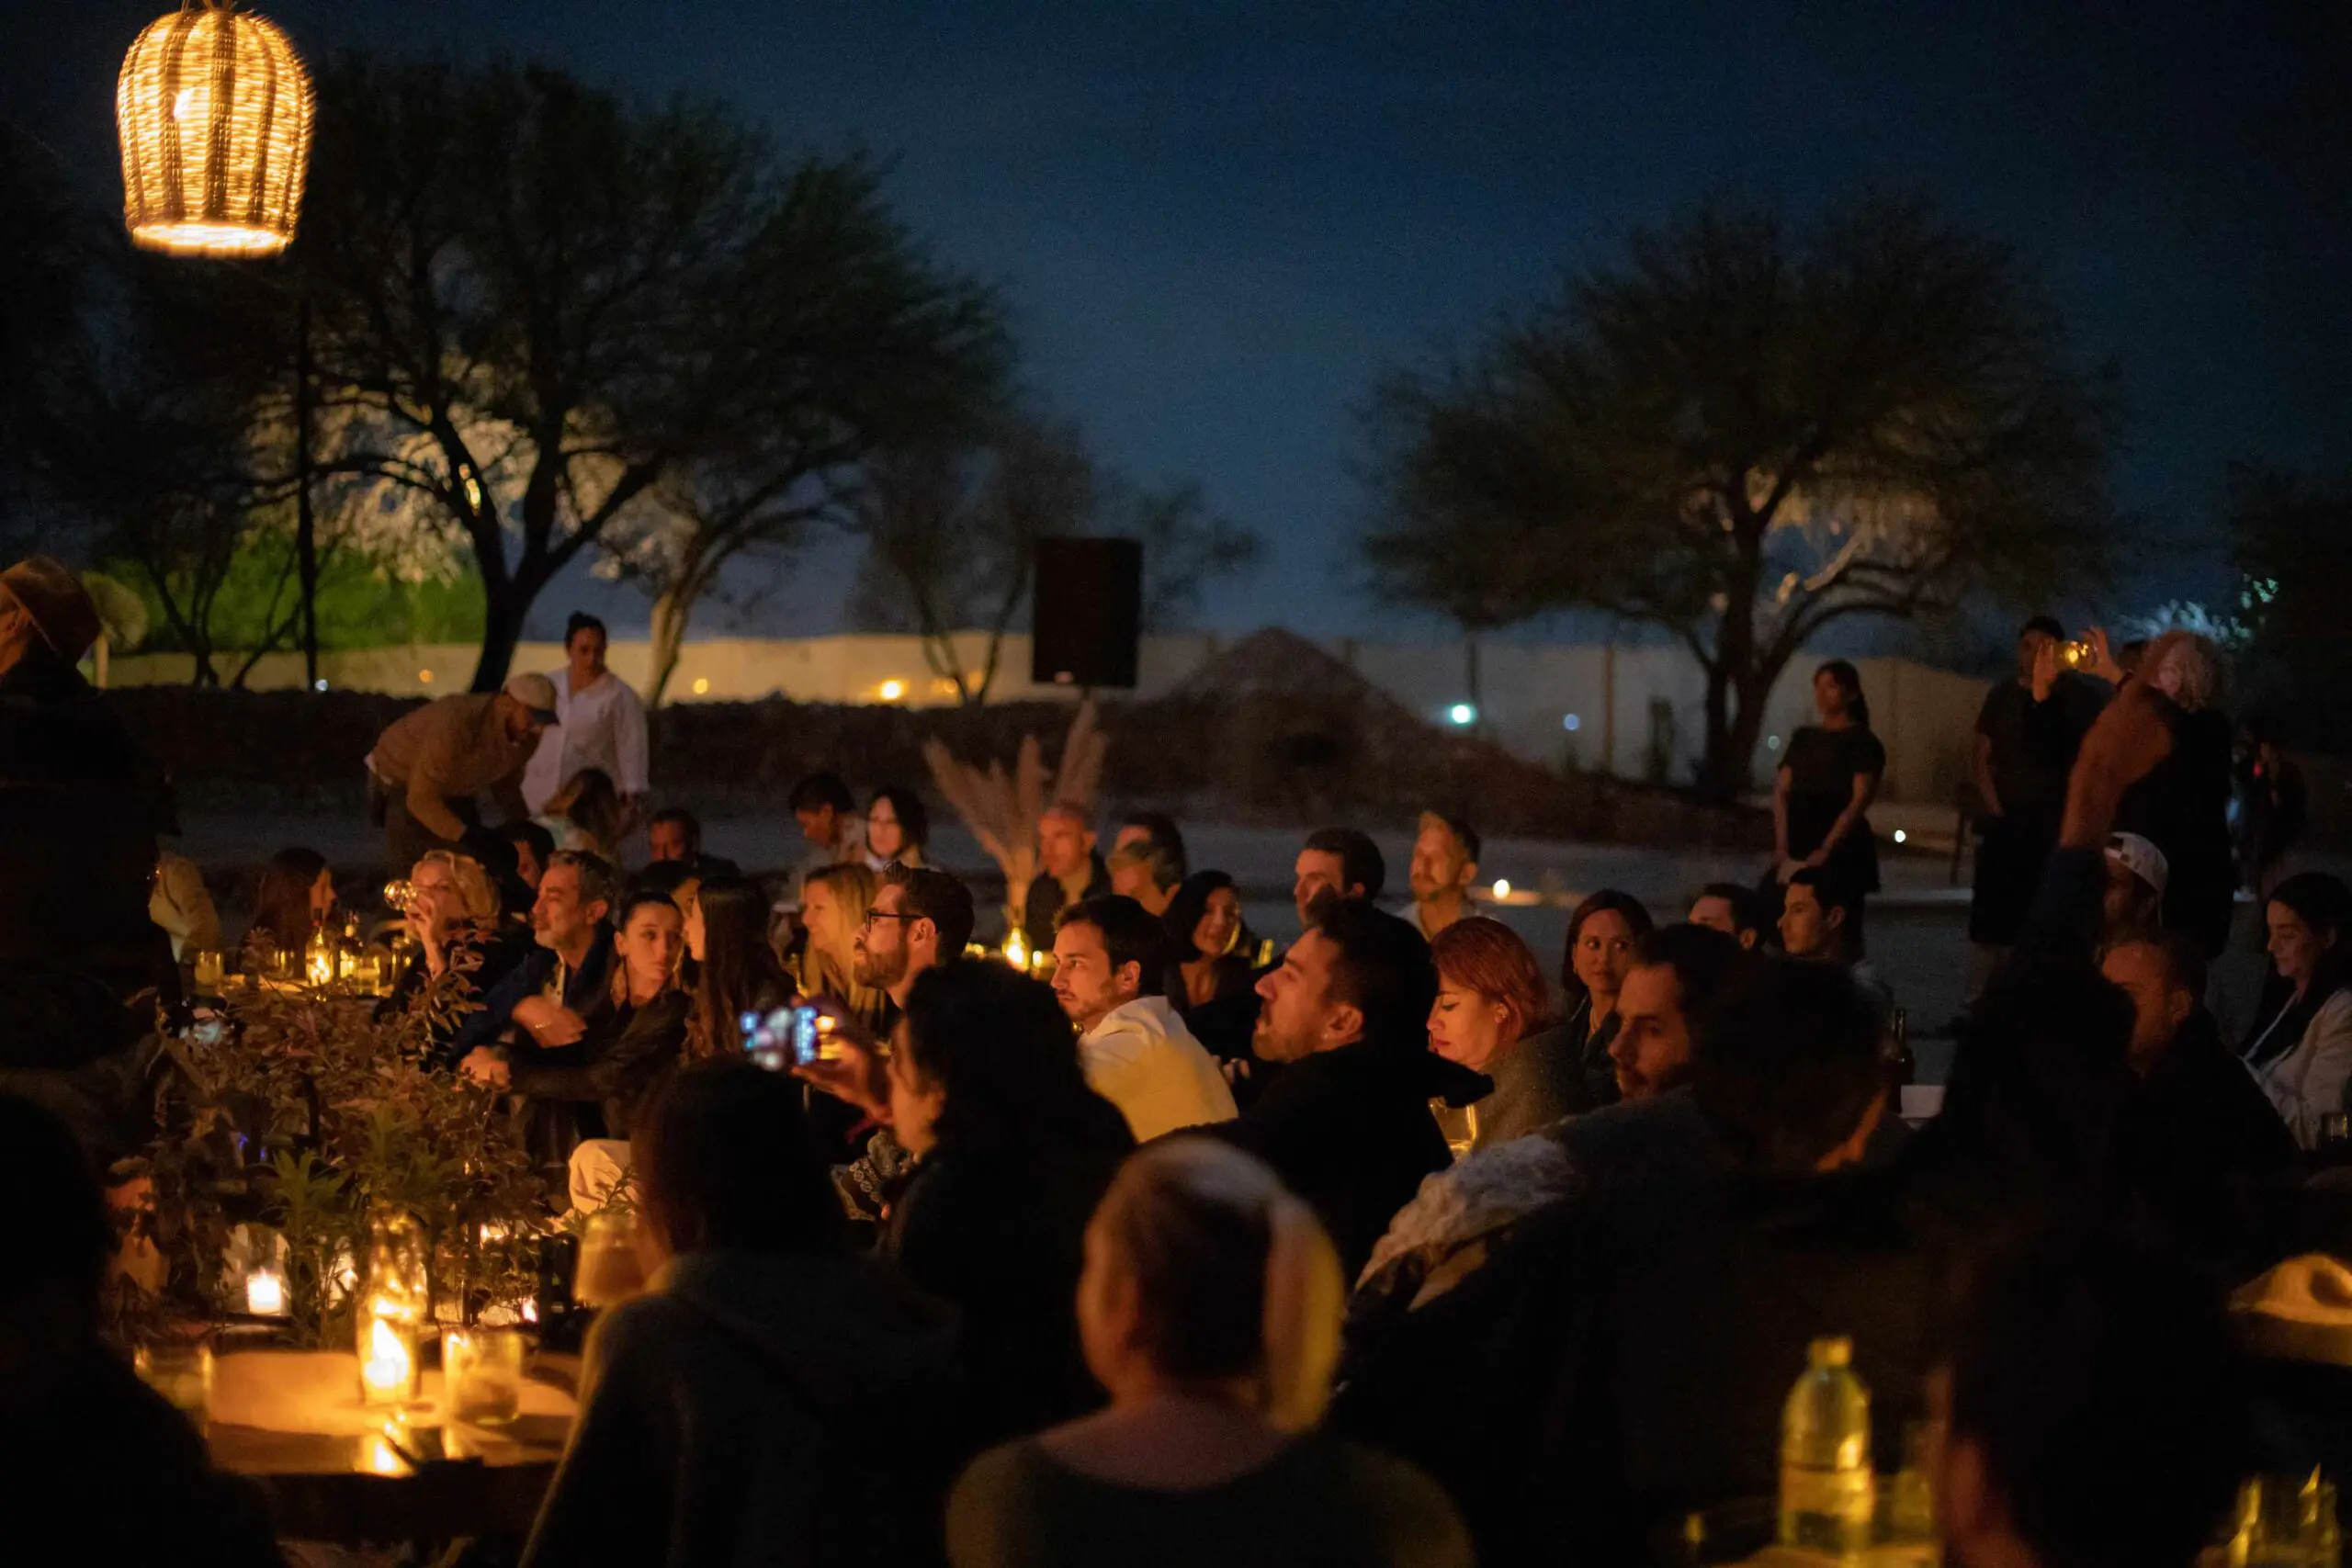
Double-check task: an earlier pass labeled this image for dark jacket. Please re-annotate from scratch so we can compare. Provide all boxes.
[1208,1038,1473,1280]
[1021,857,1111,947]
[2121,1005,2300,1261]
[0,1341,281,1567]
[1559,994,1624,1116]
[378,919,535,1045]
[523,1247,961,1568]
[440,929,616,1065]
[508,987,691,1140]
[884,1096,1135,1448]
[1334,1106,1928,1568]
[0,651,175,1068]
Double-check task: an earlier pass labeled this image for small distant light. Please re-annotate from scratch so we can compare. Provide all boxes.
[691,677,710,695]
[1765,733,1780,750]
[1492,878,1512,900]
[878,679,907,702]
[1448,703,1476,726]
[1893,829,1907,845]
[1562,713,1580,732]
[312,678,328,693]
[417,670,434,684]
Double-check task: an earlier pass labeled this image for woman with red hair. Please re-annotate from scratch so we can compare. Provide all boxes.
[1427,917,1578,1148]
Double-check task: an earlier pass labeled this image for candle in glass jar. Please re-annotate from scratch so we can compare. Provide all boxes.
[244,1268,286,1316]
[359,1309,418,1404]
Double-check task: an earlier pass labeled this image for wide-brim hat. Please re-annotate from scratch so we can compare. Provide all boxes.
[0,557,101,662]
[2233,1253,2352,1365]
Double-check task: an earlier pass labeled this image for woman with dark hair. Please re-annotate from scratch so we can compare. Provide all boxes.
[1559,890,1653,1111]
[538,768,627,861]
[1774,660,1887,939]
[947,1139,1470,1568]
[245,846,333,958]
[683,876,795,1059]
[522,1064,959,1568]
[1430,917,1580,1143]
[863,784,931,871]
[2245,872,2352,1149]
[1161,871,1257,1011]
[801,959,1135,1443]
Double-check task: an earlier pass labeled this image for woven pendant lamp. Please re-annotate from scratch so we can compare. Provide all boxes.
[117,1,314,257]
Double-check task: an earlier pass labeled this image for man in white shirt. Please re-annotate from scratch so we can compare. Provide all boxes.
[1050,894,1236,1142]
[522,613,650,818]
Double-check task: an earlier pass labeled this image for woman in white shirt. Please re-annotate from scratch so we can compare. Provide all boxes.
[2246,872,2352,1149]
[522,614,650,816]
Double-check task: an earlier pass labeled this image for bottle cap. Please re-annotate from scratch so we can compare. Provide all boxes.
[1809,1336,1853,1368]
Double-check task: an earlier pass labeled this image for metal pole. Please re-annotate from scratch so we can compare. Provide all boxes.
[295,289,320,688]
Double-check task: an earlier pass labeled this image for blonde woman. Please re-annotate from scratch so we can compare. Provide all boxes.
[791,862,886,1032]
[945,1140,1470,1568]
[382,850,531,1041]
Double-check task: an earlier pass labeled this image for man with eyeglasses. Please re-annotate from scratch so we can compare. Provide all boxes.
[851,864,977,1026]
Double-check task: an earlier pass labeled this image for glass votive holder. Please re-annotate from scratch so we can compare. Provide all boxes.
[443,1327,525,1426]
[134,1341,216,1438]
[190,948,225,998]
[573,1208,643,1307]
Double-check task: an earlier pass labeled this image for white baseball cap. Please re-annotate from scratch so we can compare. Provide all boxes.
[503,671,560,725]
[2104,831,2170,897]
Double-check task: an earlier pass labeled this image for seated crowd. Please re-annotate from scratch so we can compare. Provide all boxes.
[4,555,2336,1568]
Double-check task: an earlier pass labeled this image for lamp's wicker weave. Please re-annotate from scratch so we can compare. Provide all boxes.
[118,2,314,257]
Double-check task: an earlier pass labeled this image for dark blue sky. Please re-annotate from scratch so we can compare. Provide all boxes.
[14,2,2351,639]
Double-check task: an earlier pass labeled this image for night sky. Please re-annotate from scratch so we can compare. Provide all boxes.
[11,1,2350,642]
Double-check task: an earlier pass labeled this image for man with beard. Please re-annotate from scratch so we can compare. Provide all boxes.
[853,865,975,1031]
[1607,924,1745,1101]
[1409,812,1481,940]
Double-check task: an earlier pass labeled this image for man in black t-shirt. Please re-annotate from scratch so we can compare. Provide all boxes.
[1970,617,2107,963]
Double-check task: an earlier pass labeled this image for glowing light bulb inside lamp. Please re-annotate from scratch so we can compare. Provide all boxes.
[1893,829,1908,845]
[878,679,907,702]
[1492,879,1512,900]
[245,1269,286,1316]
[1448,703,1476,726]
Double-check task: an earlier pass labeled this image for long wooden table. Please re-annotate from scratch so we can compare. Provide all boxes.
[205,1348,577,1546]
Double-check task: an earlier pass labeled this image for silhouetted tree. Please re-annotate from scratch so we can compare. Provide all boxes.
[1362,191,2116,798]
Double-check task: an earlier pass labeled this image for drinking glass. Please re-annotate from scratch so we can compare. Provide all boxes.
[1430,1099,1478,1159]
[443,1327,525,1426]
[190,948,225,998]
[134,1341,216,1438]
[574,1209,645,1307]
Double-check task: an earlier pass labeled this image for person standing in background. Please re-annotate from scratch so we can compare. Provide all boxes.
[523,614,650,828]
[1971,617,2105,980]
[1773,660,1885,949]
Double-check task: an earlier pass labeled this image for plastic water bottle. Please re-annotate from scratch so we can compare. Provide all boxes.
[1779,1336,1874,1560]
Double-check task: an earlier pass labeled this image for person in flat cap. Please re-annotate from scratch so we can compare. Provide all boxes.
[0,557,176,1112]
[366,671,563,876]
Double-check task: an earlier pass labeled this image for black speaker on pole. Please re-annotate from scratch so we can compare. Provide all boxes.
[1032,537,1143,689]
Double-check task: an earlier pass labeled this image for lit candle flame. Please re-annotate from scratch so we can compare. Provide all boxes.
[244,1269,285,1316]
[1001,929,1029,971]
[361,1312,414,1402]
